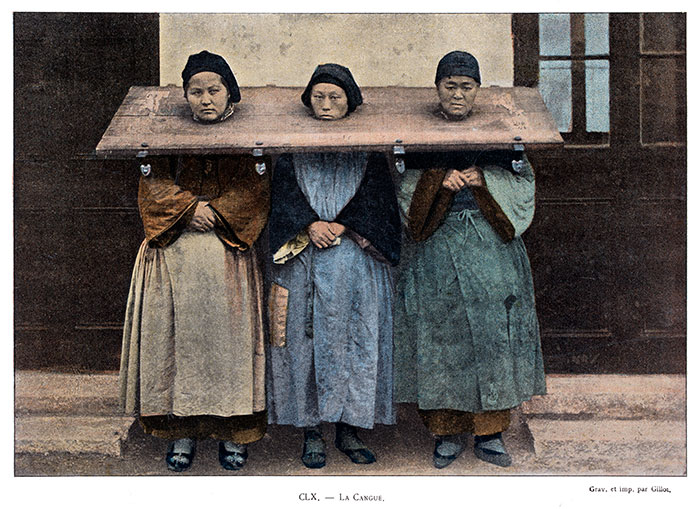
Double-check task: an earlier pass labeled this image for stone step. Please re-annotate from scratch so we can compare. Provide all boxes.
[15,371,121,416]
[521,374,685,420]
[15,416,135,456]
[526,418,686,475]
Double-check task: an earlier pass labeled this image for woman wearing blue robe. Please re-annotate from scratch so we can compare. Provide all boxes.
[394,51,546,469]
[266,64,401,469]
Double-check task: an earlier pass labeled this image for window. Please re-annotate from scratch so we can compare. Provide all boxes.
[514,13,687,149]
[537,13,610,144]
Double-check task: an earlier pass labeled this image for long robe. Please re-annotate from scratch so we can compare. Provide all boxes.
[266,152,401,429]
[394,150,546,413]
[119,155,270,418]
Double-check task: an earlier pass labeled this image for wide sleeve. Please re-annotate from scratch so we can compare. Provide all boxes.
[137,156,198,248]
[208,155,271,250]
[268,154,320,256]
[335,152,402,266]
[476,154,536,239]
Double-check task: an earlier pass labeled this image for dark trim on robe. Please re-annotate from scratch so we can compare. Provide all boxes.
[268,154,320,253]
[406,151,518,243]
[269,152,402,266]
[407,168,455,243]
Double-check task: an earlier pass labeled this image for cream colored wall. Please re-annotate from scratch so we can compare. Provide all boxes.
[160,13,514,88]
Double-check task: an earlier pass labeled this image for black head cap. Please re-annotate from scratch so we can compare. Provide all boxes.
[182,50,241,104]
[301,63,363,114]
[435,51,481,86]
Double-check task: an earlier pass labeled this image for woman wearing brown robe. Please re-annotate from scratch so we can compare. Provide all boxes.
[118,51,270,472]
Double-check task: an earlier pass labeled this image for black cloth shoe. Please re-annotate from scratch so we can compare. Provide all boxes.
[302,427,326,469]
[165,438,196,472]
[433,435,465,469]
[474,432,512,467]
[334,422,376,464]
[218,441,248,471]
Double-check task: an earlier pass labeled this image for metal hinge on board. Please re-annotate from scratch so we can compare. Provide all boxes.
[512,137,525,174]
[253,144,266,175]
[393,142,406,174]
[137,144,151,176]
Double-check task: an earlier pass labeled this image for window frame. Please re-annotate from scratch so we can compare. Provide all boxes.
[638,13,687,147]
[515,13,610,146]
[514,13,687,152]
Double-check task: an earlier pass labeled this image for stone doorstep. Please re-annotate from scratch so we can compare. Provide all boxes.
[13,371,688,461]
[15,371,121,416]
[15,371,119,397]
[14,416,135,457]
[15,396,122,416]
[521,374,686,420]
[527,418,686,460]
[525,418,687,475]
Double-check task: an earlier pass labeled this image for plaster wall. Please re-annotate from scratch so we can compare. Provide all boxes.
[160,13,514,88]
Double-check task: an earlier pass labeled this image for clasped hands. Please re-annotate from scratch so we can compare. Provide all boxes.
[188,201,217,232]
[307,221,346,249]
[441,166,485,192]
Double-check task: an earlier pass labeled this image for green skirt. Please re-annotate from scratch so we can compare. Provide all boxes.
[394,209,546,412]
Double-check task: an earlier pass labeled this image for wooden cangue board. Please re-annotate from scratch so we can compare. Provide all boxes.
[95,85,562,157]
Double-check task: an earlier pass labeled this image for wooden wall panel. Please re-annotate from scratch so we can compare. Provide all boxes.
[526,201,615,332]
[522,144,686,373]
[14,13,159,371]
[73,207,143,326]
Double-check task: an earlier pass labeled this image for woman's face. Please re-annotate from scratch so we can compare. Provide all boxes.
[185,71,231,122]
[310,83,348,120]
[437,75,479,120]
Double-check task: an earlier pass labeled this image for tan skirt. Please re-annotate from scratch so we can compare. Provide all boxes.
[119,231,266,418]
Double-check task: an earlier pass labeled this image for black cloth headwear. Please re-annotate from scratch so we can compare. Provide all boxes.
[182,50,241,104]
[301,63,363,114]
[435,51,481,85]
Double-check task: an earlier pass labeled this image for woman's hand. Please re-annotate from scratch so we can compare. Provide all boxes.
[462,166,485,187]
[441,166,485,191]
[189,201,217,232]
[308,221,343,249]
[328,222,346,238]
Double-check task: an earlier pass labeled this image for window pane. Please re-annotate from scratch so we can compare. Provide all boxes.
[585,60,609,132]
[642,13,686,52]
[585,13,609,56]
[641,57,686,144]
[539,60,572,132]
[539,14,571,56]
